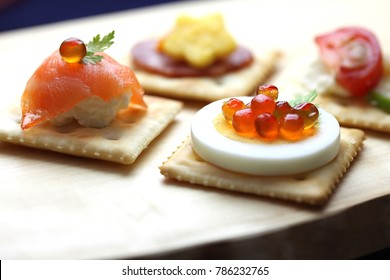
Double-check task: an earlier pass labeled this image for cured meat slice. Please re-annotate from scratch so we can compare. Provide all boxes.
[131,39,254,77]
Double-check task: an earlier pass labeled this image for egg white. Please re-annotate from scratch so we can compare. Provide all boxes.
[191,97,340,176]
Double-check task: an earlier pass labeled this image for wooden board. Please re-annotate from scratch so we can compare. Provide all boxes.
[0,0,389,259]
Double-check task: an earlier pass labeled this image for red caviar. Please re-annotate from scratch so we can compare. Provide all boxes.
[255,113,279,141]
[250,94,275,115]
[221,85,319,141]
[274,101,293,121]
[232,108,257,133]
[222,97,247,122]
[59,37,87,63]
[279,113,305,140]
[293,102,319,129]
[257,84,279,100]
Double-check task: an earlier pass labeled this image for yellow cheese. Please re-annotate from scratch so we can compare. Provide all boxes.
[159,14,237,68]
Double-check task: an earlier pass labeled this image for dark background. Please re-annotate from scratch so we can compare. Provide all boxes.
[0,0,183,32]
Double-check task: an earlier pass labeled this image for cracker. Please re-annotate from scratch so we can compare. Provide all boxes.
[0,95,182,164]
[130,50,281,102]
[160,128,365,205]
[317,95,390,133]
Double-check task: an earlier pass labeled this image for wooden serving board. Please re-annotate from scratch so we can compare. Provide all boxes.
[0,0,389,259]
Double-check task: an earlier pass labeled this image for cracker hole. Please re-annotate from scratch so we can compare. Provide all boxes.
[213,78,224,85]
[294,175,307,181]
[103,130,121,141]
[54,123,78,134]
[338,100,349,107]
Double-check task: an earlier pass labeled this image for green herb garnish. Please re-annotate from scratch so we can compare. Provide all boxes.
[82,31,115,64]
[289,89,318,107]
[367,91,390,113]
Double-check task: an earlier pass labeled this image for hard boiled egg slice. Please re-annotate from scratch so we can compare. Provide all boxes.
[191,97,340,176]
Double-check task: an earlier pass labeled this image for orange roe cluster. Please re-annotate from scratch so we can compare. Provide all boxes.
[222,84,319,141]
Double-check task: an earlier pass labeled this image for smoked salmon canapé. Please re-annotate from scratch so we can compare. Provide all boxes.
[21,31,147,130]
[0,31,183,164]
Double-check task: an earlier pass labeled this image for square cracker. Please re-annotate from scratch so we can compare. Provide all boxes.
[0,95,182,164]
[160,128,365,205]
[130,50,281,102]
[316,95,390,133]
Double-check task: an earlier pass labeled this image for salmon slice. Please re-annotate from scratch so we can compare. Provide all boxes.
[21,51,146,130]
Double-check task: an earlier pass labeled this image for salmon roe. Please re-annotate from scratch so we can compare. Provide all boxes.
[221,84,319,141]
[279,113,305,140]
[273,101,293,124]
[255,113,279,141]
[293,102,319,129]
[250,94,275,115]
[222,97,247,122]
[59,37,87,63]
[232,108,257,133]
[257,84,279,100]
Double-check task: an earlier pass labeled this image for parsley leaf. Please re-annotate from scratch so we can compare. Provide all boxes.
[289,89,318,107]
[82,31,115,64]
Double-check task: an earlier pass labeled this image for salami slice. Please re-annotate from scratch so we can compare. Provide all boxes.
[131,39,254,77]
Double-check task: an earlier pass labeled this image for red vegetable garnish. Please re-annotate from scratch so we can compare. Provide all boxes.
[315,27,383,97]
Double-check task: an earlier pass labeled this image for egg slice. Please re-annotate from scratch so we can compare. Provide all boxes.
[191,97,340,176]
